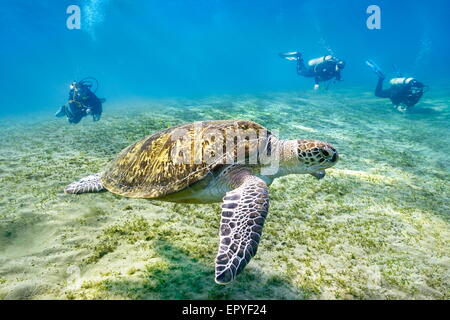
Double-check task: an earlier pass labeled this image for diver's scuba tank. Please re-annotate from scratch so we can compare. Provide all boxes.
[307,55,333,67]
[389,77,415,87]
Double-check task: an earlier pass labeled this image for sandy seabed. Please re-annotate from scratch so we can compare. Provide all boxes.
[0,88,449,299]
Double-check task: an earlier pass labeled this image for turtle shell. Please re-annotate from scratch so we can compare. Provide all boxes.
[101,120,273,198]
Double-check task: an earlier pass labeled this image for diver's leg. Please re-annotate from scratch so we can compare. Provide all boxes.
[374,77,383,97]
[68,114,83,124]
[296,58,308,76]
[68,118,80,124]
[92,112,101,121]
[375,78,391,98]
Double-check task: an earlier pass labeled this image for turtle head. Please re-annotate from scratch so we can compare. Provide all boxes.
[280,139,338,178]
[297,140,338,178]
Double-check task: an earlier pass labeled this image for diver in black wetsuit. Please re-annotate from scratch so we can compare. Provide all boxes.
[55,78,105,124]
[279,51,346,90]
[366,60,427,112]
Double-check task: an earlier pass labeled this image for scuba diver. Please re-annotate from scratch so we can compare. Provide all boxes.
[366,60,427,112]
[55,77,105,124]
[279,51,346,90]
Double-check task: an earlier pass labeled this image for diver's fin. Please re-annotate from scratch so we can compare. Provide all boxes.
[311,170,326,180]
[55,105,67,118]
[279,51,302,61]
[366,60,385,79]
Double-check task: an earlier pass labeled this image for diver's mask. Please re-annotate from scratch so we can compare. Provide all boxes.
[337,60,346,70]
[410,86,423,96]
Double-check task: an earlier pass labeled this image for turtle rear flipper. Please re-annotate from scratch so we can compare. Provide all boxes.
[65,173,105,194]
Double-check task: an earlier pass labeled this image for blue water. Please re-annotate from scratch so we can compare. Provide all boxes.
[0,0,449,116]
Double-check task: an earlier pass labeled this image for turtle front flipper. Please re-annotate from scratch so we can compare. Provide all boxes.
[215,175,269,285]
[64,173,105,194]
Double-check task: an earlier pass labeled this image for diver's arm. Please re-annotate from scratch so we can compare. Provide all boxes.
[335,70,342,81]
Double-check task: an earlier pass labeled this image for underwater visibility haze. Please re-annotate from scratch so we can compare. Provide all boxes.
[0,0,449,300]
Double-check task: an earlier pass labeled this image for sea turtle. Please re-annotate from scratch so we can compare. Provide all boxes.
[65,120,338,284]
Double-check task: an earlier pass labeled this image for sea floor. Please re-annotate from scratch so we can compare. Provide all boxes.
[0,88,449,300]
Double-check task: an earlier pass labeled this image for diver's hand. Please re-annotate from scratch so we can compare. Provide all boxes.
[314,84,320,90]
[86,108,92,115]
[397,105,407,112]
